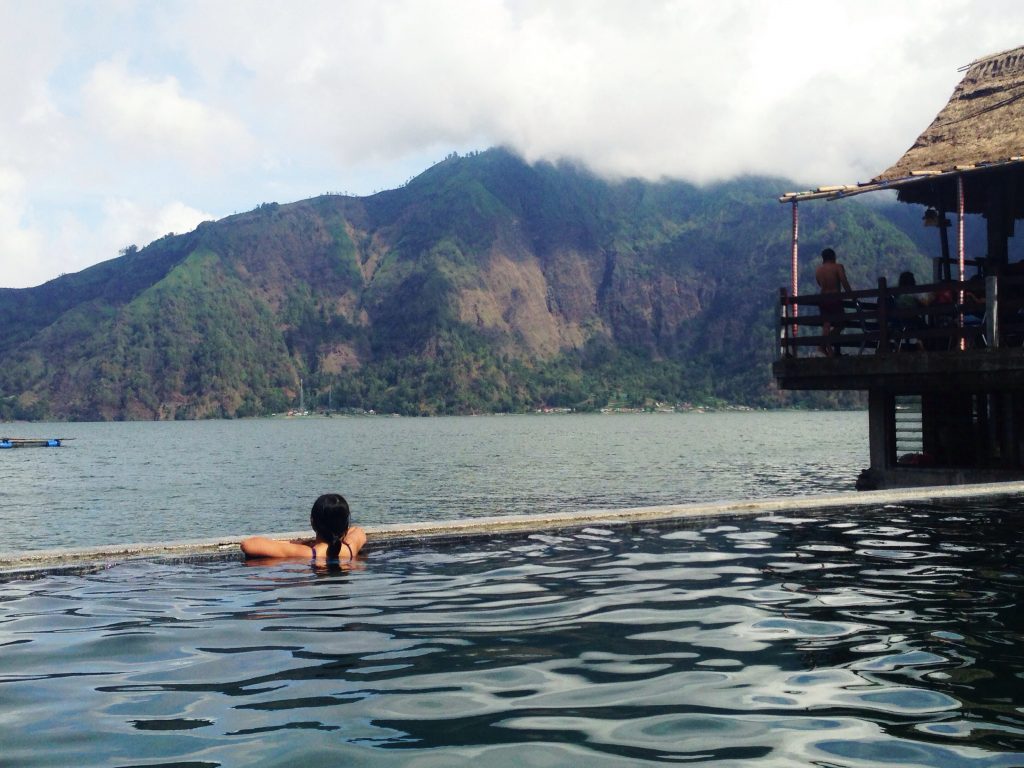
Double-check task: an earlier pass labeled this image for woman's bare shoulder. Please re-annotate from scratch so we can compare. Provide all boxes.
[344,526,367,558]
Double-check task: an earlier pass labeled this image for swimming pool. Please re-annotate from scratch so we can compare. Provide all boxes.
[3,498,1024,767]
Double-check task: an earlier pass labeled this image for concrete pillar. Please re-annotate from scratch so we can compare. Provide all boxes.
[1002,392,1018,467]
[924,392,976,467]
[868,389,895,471]
[922,394,940,459]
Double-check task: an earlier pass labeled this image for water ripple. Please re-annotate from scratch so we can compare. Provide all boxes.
[4,502,1024,765]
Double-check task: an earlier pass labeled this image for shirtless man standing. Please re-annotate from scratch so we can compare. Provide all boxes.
[815,248,852,355]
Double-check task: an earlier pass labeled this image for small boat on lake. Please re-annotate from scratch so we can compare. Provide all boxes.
[0,438,67,449]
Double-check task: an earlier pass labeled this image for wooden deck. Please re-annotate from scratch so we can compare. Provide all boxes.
[775,274,1024,390]
[774,347,1024,391]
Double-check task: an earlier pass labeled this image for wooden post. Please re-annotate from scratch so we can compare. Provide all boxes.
[958,175,966,351]
[877,276,889,355]
[938,205,951,281]
[986,176,1011,269]
[987,275,1000,349]
[778,287,787,358]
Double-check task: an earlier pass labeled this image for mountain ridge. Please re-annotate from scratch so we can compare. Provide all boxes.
[0,148,949,420]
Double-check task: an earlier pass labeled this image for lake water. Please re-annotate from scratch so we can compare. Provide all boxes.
[4,497,1024,767]
[0,411,867,555]
[7,412,1024,766]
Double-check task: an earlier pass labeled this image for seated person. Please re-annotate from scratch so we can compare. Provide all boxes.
[893,271,930,348]
[899,272,986,348]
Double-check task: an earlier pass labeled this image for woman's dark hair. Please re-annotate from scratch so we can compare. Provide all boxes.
[898,271,917,287]
[310,494,350,561]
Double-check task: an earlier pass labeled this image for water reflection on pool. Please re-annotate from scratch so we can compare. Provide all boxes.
[3,499,1024,767]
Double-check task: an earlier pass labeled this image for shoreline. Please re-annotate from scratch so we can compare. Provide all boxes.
[0,406,866,426]
[3,480,1022,578]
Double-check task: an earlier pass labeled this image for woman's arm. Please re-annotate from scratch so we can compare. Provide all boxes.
[241,527,367,561]
[240,536,313,559]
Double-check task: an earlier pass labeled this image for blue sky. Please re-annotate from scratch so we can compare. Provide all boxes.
[1,0,1020,288]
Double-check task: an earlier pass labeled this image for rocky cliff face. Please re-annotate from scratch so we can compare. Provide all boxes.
[0,149,933,419]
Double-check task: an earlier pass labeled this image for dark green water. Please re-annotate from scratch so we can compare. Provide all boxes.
[2,498,1024,766]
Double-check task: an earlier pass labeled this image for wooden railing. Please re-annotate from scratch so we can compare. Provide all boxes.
[777,275,1024,359]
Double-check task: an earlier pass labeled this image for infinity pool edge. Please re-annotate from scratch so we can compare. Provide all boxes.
[3,481,1023,576]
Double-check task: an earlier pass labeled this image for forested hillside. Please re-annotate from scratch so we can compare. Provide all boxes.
[0,148,958,420]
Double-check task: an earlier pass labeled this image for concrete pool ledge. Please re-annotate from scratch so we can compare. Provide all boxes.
[3,480,1023,576]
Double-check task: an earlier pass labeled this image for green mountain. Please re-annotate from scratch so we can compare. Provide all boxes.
[0,148,945,420]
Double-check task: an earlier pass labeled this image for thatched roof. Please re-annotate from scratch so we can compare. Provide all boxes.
[876,46,1024,182]
[781,45,1024,212]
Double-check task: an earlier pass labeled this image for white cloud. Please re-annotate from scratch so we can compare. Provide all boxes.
[2,0,1024,287]
[169,0,1023,186]
[0,192,214,289]
[99,198,214,256]
[0,167,45,287]
[81,58,256,170]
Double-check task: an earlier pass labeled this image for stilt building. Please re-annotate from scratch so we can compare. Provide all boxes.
[774,45,1024,489]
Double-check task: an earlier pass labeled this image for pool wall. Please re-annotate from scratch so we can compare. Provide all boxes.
[3,481,1023,578]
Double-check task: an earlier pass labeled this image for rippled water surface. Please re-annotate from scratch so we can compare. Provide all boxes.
[0,412,867,553]
[4,499,1024,766]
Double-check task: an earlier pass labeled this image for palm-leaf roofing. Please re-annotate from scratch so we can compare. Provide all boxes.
[781,44,1024,213]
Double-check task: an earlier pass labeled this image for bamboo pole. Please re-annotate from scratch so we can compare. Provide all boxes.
[791,200,799,339]
[958,175,966,350]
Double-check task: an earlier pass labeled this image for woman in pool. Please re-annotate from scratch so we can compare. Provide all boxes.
[240,493,366,563]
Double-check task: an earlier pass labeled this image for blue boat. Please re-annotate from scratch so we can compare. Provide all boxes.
[0,438,65,448]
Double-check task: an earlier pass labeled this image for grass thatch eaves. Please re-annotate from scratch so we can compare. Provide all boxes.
[876,45,1024,182]
[781,44,1024,209]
